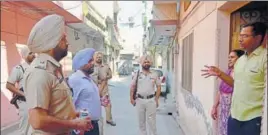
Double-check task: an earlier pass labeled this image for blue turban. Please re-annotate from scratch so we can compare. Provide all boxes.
[72,48,96,71]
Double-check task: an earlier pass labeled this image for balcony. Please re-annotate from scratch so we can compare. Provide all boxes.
[148,2,178,47]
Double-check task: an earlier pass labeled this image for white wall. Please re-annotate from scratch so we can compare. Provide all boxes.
[53,1,83,20]
[66,26,92,54]
[90,1,114,19]
[176,2,220,135]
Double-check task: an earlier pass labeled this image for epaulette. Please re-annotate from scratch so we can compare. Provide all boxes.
[103,64,110,68]
[34,61,47,70]
[15,65,21,69]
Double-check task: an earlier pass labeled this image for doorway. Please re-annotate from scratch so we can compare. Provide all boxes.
[230,1,268,51]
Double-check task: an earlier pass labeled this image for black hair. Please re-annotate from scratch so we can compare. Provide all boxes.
[241,22,267,44]
[231,49,245,58]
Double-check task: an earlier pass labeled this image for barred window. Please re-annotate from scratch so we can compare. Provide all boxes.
[181,33,194,92]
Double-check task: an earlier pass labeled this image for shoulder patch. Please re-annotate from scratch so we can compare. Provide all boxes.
[34,60,47,70]
[15,66,21,69]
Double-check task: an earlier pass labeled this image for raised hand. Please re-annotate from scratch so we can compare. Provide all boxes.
[201,65,221,78]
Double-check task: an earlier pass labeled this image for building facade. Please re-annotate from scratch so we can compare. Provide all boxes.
[0,1,86,127]
[148,1,267,135]
[83,1,122,74]
[175,1,267,135]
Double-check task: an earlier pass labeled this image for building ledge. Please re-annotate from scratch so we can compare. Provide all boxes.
[150,19,177,26]
[15,1,82,23]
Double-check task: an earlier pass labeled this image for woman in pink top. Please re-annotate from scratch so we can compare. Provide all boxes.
[202,49,244,135]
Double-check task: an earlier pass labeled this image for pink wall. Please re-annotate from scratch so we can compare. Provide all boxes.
[1,2,76,127]
[174,1,250,135]
[153,3,177,20]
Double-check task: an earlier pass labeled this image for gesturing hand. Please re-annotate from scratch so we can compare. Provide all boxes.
[201,65,221,78]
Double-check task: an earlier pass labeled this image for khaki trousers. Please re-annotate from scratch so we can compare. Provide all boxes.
[105,104,112,121]
[136,98,157,135]
[17,100,29,135]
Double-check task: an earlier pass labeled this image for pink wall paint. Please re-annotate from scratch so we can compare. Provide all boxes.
[1,2,78,127]
[153,3,177,20]
[174,1,251,135]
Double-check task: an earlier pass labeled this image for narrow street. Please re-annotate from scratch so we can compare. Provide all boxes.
[103,75,183,135]
[3,75,183,135]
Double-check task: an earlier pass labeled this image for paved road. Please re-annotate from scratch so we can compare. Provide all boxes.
[3,76,183,135]
[103,76,183,135]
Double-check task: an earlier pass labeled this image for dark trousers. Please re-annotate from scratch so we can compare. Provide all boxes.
[72,121,99,135]
[227,116,262,135]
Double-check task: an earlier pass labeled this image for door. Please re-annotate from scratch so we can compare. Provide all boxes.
[230,2,268,51]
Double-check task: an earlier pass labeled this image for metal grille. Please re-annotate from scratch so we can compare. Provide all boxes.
[181,33,194,92]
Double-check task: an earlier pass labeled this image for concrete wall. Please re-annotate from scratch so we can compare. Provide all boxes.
[66,26,91,54]
[175,1,249,134]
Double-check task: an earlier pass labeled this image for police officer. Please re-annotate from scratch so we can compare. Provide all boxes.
[6,45,35,135]
[92,52,116,126]
[130,55,161,135]
[24,14,92,135]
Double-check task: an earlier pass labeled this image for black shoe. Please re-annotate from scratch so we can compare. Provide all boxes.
[106,120,116,126]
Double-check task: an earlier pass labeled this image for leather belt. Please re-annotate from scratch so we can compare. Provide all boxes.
[137,94,155,99]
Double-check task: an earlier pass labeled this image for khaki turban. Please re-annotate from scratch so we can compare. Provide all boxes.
[27,14,65,53]
[18,44,30,59]
[140,55,153,64]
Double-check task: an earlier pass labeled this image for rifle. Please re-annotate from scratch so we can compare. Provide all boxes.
[10,88,26,109]
[133,70,140,101]
[10,65,26,109]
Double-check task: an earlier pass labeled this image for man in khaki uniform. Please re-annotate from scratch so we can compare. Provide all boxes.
[130,55,161,135]
[6,45,35,135]
[23,14,92,135]
[92,52,116,126]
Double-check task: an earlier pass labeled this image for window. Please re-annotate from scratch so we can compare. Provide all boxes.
[181,33,194,92]
[167,50,170,70]
[184,1,191,11]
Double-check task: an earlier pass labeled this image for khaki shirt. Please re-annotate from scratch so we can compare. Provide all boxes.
[7,62,29,88]
[91,64,112,95]
[131,70,161,96]
[231,46,267,121]
[23,53,76,135]
[91,66,99,85]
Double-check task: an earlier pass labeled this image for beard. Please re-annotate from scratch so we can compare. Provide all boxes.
[54,45,68,61]
[97,59,102,64]
[142,65,150,70]
[85,66,95,75]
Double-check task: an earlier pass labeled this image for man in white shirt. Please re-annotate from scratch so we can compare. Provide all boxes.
[6,45,35,135]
